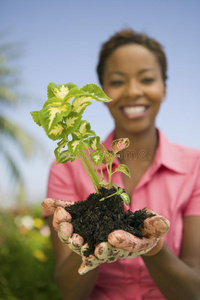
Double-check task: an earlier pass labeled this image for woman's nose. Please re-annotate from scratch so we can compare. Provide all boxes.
[125,81,143,98]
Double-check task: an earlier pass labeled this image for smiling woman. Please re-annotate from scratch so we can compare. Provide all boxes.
[44,29,200,300]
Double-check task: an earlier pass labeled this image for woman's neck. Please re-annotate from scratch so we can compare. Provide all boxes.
[114,127,159,164]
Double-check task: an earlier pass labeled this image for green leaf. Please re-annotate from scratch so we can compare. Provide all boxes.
[63,87,97,104]
[30,111,41,126]
[88,136,100,150]
[56,149,74,164]
[42,96,63,108]
[47,82,78,100]
[64,112,82,135]
[102,149,116,164]
[54,139,67,160]
[47,82,58,99]
[63,88,83,103]
[83,136,99,151]
[78,120,91,136]
[73,129,96,141]
[116,188,123,195]
[72,120,96,140]
[48,122,66,140]
[39,98,71,133]
[53,85,70,100]
[71,97,92,114]
[90,150,104,166]
[114,164,131,178]
[111,138,130,154]
[54,140,77,163]
[68,140,81,154]
[120,192,130,205]
[80,84,112,102]
[112,183,119,191]
[68,140,85,154]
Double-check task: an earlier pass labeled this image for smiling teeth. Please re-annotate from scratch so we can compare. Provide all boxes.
[123,106,146,115]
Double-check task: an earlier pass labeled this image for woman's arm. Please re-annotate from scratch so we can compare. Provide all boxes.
[47,216,99,300]
[142,216,200,300]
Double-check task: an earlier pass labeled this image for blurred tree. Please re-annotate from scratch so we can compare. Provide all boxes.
[0,37,36,206]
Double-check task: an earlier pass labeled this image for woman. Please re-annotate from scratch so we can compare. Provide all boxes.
[45,29,200,300]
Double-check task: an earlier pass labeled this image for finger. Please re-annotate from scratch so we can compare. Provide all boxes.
[53,207,71,231]
[94,242,120,262]
[142,237,164,256]
[82,254,99,265]
[123,244,157,258]
[67,237,82,255]
[41,198,74,215]
[70,233,84,247]
[81,243,90,256]
[58,222,73,243]
[108,230,158,252]
[80,244,103,264]
[78,260,100,275]
[117,249,137,258]
[142,212,170,238]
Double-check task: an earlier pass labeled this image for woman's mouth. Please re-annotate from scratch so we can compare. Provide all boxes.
[120,105,149,119]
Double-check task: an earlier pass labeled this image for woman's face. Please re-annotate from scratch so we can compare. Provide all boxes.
[102,44,166,136]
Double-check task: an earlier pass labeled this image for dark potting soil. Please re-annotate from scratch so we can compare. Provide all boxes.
[65,187,154,256]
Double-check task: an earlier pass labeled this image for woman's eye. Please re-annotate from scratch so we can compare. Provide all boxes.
[110,80,124,86]
[141,77,155,84]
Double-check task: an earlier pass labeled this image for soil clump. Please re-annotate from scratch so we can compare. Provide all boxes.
[65,187,154,256]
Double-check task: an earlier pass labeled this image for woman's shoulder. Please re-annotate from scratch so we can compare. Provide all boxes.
[158,130,200,174]
[159,130,200,158]
[171,142,200,173]
[170,140,200,160]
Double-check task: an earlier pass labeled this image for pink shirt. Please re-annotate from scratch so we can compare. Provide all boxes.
[47,130,200,300]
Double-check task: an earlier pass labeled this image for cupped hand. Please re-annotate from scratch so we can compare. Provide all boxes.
[41,198,83,256]
[108,209,170,257]
[41,199,170,275]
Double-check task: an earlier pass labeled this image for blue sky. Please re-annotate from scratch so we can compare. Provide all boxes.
[1,0,200,206]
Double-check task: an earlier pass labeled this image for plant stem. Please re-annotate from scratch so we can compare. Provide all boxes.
[100,191,118,201]
[81,152,101,191]
[108,162,113,189]
[106,164,110,187]
[99,164,104,183]
[88,149,100,179]
[79,155,98,193]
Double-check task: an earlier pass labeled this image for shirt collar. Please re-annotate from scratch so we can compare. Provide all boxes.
[100,130,187,174]
[153,130,187,174]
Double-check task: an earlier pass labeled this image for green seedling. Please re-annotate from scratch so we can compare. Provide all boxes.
[31,82,131,205]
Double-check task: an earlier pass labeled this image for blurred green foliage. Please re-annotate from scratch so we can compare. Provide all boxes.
[0,36,40,207]
[0,205,60,300]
